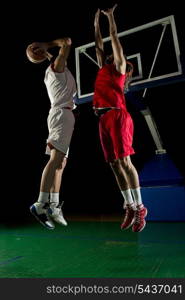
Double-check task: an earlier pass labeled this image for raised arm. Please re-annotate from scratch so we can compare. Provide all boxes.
[102,4,126,74]
[94,9,105,68]
[31,38,72,72]
[52,38,72,72]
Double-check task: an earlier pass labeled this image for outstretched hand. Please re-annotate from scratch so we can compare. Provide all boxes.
[101,4,117,16]
[94,8,100,27]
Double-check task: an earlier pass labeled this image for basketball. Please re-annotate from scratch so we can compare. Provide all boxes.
[26,44,47,64]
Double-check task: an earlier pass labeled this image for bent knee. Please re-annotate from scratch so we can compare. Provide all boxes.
[120,157,133,171]
[110,159,122,173]
[49,156,67,170]
[57,157,67,170]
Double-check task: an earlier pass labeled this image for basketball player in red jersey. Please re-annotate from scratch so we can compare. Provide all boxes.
[93,4,147,232]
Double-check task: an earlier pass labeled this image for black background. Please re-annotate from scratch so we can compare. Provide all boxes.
[2,0,185,222]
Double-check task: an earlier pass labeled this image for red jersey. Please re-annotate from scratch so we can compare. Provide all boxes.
[93,64,126,109]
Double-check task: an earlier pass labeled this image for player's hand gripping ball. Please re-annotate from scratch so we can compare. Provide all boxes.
[26,44,47,64]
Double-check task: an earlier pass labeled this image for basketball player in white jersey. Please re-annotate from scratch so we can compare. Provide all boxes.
[28,38,77,229]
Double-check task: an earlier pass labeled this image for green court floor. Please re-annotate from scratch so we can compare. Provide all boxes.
[0,219,185,278]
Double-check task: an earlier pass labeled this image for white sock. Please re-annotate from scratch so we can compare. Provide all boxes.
[131,187,143,207]
[37,192,49,204]
[121,189,135,209]
[50,192,59,208]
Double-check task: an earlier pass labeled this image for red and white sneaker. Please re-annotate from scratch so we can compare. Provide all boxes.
[121,205,135,230]
[132,205,148,232]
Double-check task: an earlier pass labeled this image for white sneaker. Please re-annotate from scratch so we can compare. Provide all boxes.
[48,203,68,226]
[30,202,55,230]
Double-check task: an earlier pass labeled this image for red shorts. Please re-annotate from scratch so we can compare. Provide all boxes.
[99,109,135,162]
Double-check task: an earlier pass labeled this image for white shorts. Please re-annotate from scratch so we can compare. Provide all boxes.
[45,107,75,157]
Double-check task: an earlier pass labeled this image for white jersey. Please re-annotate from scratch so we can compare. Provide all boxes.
[44,65,77,109]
